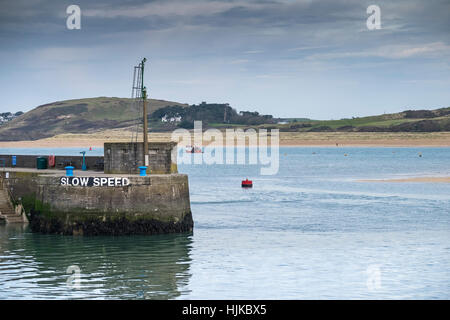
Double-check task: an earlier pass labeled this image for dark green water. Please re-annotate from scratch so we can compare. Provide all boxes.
[0,224,192,299]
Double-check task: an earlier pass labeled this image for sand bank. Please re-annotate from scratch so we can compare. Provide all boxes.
[0,131,450,148]
[359,177,450,183]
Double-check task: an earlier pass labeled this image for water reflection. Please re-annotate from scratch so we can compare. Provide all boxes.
[0,224,193,299]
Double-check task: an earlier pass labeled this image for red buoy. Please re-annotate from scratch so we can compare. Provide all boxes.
[241,179,253,188]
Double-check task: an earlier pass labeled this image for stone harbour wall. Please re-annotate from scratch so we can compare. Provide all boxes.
[0,154,104,171]
[4,171,193,236]
[104,142,178,174]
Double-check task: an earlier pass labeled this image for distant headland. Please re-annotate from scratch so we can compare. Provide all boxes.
[0,97,449,147]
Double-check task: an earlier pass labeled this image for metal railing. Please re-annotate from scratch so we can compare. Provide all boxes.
[0,162,17,205]
[0,158,5,190]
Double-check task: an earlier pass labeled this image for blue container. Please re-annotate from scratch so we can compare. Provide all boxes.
[138,166,147,176]
[65,166,74,177]
[12,156,16,166]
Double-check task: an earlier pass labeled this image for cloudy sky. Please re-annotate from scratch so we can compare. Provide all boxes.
[0,0,449,118]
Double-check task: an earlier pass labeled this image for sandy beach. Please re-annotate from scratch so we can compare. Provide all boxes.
[0,131,449,148]
[277,132,450,147]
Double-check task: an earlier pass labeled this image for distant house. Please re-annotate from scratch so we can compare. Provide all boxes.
[161,114,182,123]
[0,111,21,124]
[0,113,17,125]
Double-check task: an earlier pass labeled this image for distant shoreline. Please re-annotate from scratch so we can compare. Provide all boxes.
[0,131,449,148]
[359,177,450,183]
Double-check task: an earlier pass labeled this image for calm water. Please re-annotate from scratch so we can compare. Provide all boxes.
[0,147,449,299]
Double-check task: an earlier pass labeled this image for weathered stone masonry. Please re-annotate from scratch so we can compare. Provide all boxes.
[104,142,178,174]
[4,171,193,235]
[1,141,192,235]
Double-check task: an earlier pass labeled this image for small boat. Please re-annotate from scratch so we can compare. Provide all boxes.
[241,179,253,188]
[185,145,203,153]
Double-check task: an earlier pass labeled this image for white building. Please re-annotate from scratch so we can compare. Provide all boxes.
[161,114,182,123]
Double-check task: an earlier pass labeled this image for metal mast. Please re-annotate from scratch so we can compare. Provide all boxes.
[130,58,149,171]
[141,59,149,167]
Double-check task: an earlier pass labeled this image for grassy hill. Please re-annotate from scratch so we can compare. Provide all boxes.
[149,102,276,131]
[0,97,448,141]
[266,108,450,133]
[0,97,187,141]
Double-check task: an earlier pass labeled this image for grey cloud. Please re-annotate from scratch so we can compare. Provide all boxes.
[1,0,449,117]
[1,0,448,45]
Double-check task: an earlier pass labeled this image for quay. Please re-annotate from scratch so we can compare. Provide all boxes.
[0,59,193,236]
[0,142,193,236]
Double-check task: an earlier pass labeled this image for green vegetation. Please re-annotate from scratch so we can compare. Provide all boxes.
[21,194,37,215]
[274,107,450,133]
[0,96,448,141]
[150,102,276,130]
[0,97,187,141]
[20,193,52,221]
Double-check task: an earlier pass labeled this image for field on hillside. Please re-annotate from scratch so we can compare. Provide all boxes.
[0,97,187,141]
[261,108,450,132]
[0,96,448,142]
